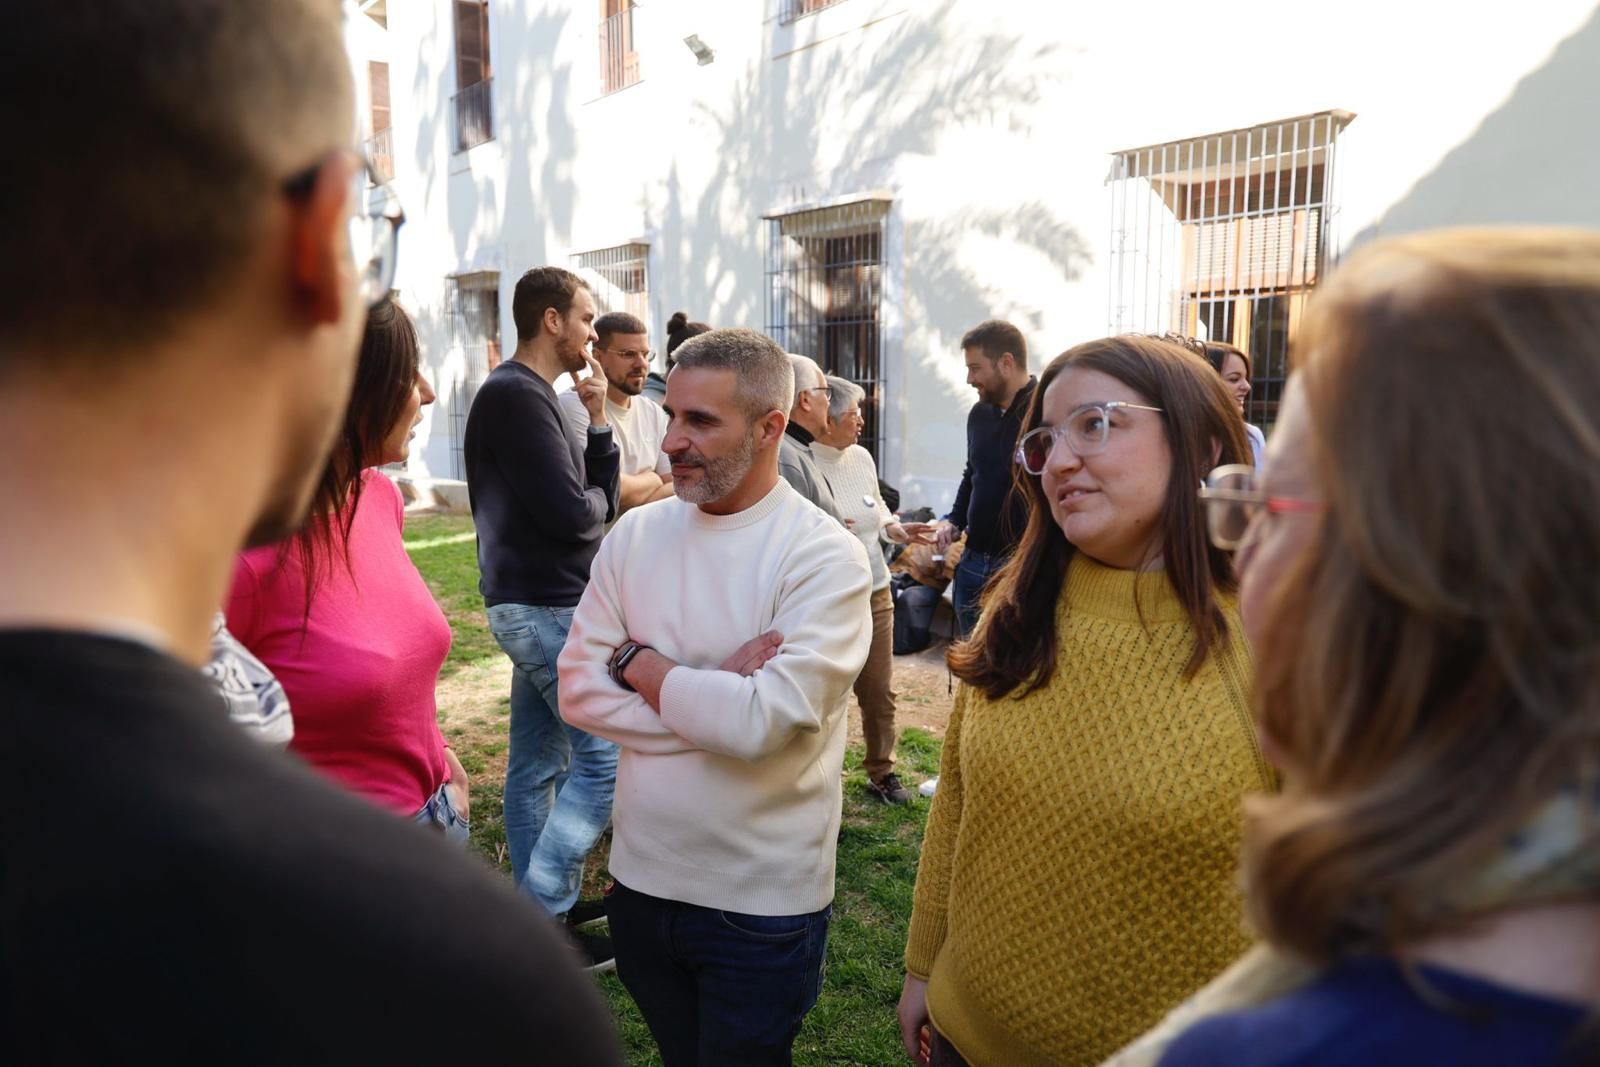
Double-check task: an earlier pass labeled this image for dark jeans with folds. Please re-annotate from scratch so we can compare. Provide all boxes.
[607,880,831,1066]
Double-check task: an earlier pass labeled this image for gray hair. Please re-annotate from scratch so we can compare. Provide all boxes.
[826,375,865,422]
[671,328,794,421]
[786,353,825,405]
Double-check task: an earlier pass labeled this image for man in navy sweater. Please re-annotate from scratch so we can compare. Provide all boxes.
[935,319,1037,636]
[0,3,620,1057]
[464,266,621,969]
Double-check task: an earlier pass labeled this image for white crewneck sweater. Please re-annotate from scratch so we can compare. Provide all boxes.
[557,478,872,915]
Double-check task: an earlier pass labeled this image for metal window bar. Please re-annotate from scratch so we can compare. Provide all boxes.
[598,4,640,96]
[764,199,889,461]
[446,274,501,479]
[781,0,847,23]
[452,77,493,153]
[365,127,395,184]
[571,243,651,323]
[1107,111,1353,428]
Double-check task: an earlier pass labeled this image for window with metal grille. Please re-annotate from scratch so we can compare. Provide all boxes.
[781,0,848,22]
[452,0,493,153]
[571,243,650,326]
[446,273,501,479]
[765,197,889,460]
[1108,110,1353,427]
[367,61,394,183]
[599,0,640,96]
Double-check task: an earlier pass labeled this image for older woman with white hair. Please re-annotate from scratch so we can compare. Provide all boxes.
[813,375,935,805]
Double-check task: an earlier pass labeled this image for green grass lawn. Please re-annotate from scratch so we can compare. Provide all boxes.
[406,510,941,1067]
[403,513,499,679]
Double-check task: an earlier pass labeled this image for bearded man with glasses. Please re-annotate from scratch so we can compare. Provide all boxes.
[0,2,619,1060]
[560,311,676,519]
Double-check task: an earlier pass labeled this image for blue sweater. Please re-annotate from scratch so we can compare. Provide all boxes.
[1160,956,1591,1067]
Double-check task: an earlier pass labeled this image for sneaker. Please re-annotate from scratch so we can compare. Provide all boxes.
[565,926,617,974]
[865,773,912,806]
[565,895,608,929]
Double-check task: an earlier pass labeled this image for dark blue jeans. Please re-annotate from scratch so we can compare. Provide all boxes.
[607,881,831,1067]
[952,548,1008,637]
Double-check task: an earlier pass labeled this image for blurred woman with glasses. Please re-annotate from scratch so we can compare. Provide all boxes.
[1142,228,1600,1066]
[898,335,1270,1066]
[226,298,472,842]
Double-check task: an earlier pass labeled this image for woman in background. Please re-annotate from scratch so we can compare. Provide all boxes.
[227,299,470,841]
[1157,228,1600,1066]
[646,311,712,403]
[1203,341,1266,466]
[813,375,934,805]
[899,335,1270,1066]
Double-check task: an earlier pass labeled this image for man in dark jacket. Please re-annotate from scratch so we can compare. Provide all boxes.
[934,319,1037,636]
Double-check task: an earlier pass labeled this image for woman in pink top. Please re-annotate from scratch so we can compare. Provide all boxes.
[227,299,469,841]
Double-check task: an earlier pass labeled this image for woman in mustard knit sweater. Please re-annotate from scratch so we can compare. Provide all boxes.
[899,335,1273,1066]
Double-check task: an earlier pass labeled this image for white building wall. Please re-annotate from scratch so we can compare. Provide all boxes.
[347,0,1600,511]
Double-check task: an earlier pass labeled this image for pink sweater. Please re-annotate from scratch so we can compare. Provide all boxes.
[226,472,452,815]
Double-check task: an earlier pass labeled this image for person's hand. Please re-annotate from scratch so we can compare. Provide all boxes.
[571,353,608,426]
[719,630,783,676]
[442,746,471,823]
[934,520,959,553]
[897,974,932,1066]
[891,522,937,546]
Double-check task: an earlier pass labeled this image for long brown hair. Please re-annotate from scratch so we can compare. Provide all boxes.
[282,297,420,609]
[1243,228,1600,961]
[949,335,1250,699]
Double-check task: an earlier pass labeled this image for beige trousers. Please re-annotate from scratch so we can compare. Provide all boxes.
[855,586,899,781]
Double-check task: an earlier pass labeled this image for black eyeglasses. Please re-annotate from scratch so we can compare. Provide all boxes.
[282,154,404,307]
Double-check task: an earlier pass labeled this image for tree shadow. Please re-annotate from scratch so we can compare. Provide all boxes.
[641,0,1090,492]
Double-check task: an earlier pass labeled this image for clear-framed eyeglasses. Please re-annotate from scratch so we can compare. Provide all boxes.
[1197,464,1322,550]
[1014,402,1164,474]
[282,155,405,308]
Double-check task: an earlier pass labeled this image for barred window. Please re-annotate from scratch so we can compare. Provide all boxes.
[781,0,848,23]
[446,272,501,479]
[765,196,889,459]
[452,0,493,152]
[598,0,640,96]
[571,243,650,323]
[1109,110,1353,426]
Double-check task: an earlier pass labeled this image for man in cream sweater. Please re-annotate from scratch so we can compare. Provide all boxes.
[559,328,872,1065]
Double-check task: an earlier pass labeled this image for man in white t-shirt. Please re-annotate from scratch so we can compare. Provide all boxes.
[558,328,872,1065]
[560,311,673,517]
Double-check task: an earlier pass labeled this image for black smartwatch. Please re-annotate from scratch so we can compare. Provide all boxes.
[608,641,649,692]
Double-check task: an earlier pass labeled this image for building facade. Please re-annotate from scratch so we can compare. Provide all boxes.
[347,0,1600,509]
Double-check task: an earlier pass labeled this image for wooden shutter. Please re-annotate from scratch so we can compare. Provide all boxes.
[368,61,391,134]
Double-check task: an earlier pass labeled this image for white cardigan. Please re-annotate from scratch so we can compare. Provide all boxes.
[811,442,893,591]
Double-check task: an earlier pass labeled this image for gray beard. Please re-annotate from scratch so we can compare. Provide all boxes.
[672,430,757,504]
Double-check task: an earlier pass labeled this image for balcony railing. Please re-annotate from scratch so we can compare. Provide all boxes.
[599,8,640,96]
[452,77,493,153]
[365,127,394,183]
[781,0,846,22]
